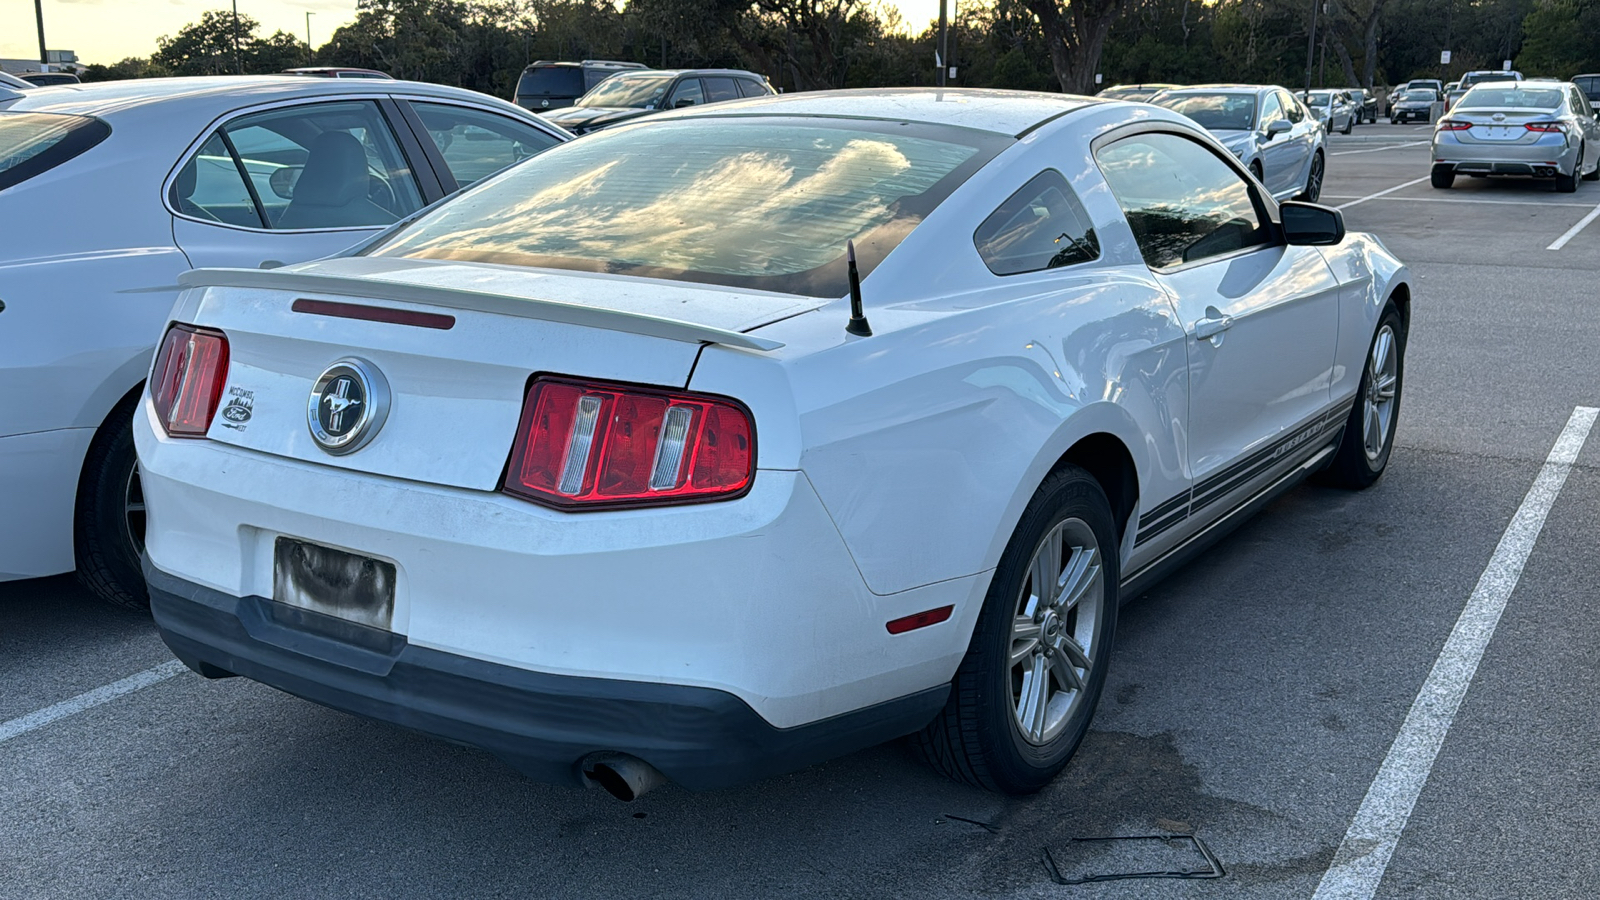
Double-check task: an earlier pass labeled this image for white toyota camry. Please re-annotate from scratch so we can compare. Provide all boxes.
[136,89,1411,798]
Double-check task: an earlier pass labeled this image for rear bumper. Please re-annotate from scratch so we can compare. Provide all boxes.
[147,561,948,791]
[1433,134,1580,175]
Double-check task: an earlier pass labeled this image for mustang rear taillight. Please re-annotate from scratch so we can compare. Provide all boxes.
[1437,120,1472,131]
[503,376,755,510]
[1525,121,1567,133]
[149,324,230,437]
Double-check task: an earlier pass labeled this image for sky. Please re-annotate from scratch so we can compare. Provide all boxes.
[2,0,952,68]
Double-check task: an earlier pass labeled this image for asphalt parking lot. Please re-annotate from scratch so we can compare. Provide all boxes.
[5,122,1599,899]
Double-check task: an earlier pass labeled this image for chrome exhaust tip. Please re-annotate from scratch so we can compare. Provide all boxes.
[579,752,668,802]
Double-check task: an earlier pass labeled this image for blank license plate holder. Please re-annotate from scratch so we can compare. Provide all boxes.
[273,537,395,631]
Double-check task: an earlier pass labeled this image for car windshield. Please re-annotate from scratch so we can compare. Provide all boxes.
[367,118,1007,296]
[1400,90,1436,101]
[1153,93,1257,131]
[1457,87,1562,110]
[1305,92,1333,105]
[577,73,676,109]
[0,111,110,191]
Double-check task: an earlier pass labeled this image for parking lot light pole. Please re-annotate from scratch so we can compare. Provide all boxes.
[305,12,314,65]
[35,0,48,66]
[1303,0,1319,94]
[937,0,948,88]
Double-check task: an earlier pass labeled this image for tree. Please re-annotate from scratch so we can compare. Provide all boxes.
[153,10,310,76]
[1022,0,1132,93]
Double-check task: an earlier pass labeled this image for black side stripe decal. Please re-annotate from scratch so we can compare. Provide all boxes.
[1132,401,1355,548]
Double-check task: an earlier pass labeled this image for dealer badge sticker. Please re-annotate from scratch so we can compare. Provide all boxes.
[308,358,390,455]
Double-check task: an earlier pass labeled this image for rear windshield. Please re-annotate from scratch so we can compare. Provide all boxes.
[1154,93,1256,130]
[1458,87,1562,110]
[367,118,1007,296]
[517,67,585,98]
[0,112,110,191]
[577,72,676,109]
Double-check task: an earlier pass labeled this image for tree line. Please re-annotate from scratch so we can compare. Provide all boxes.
[78,0,1598,100]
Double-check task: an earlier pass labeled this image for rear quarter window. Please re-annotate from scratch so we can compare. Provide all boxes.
[0,112,110,191]
[973,170,1099,275]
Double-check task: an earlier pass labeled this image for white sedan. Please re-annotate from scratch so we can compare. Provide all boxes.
[136,89,1410,797]
[0,76,566,606]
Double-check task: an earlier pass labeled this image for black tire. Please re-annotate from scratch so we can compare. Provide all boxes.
[1296,151,1325,202]
[1249,160,1264,183]
[1321,303,1405,490]
[912,466,1120,794]
[1431,164,1455,189]
[74,397,149,610]
[1556,170,1578,193]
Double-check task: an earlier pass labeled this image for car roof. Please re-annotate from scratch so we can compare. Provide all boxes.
[1157,84,1276,95]
[660,88,1098,137]
[603,68,765,78]
[0,75,516,119]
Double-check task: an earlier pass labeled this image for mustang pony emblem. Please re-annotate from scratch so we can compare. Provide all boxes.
[308,359,389,455]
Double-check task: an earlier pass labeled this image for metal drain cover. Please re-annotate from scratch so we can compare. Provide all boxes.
[1042,834,1225,885]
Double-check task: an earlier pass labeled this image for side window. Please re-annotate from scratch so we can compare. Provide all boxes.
[1277,91,1304,123]
[973,170,1099,275]
[170,133,261,228]
[703,77,740,103]
[1096,132,1270,270]
[737,79,771,98]
[410,102,560,190]
[667,78,705,108]
[1259,92,1283,126]
[174,100,424,231]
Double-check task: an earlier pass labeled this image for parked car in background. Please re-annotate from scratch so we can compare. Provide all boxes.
[1096,83,1179,102]
[1301,89,1356,133]
[280,67,393,80]
[542,69,775,135]
[1398,79,1444,96]
[135,87,1409,800]
[513,60,647,111]
[1391,88,1440,123]
[0,71,31,92]
[0,76,567,607]
[1460,70,1522,91]
[18,72,80,87]
[1445,84,1468,112]
[1347,88,1378,123]
[1571,74,1600,111]
[1150,84,1327,201]
[1431,81,1600,192]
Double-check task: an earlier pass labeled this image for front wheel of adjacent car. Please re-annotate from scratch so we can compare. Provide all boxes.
[1297,151,1325,202]
[1431,165,1455,189]
[912,466,1119,795]
[74,397,149,610]
[1320,303,1406,490]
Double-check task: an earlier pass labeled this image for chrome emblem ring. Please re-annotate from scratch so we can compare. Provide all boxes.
[308,358,390,455]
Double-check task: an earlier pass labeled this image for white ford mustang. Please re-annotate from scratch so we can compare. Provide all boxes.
[136,89,1410,798]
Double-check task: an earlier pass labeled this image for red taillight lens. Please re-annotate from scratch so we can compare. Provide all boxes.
[1437,120,1472,131]
[149,324,230,437]
[1525,121,1567,133]
[504,376,755,510]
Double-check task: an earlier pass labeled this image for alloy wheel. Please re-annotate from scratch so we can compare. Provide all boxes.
[1306,153,1325,202]
[1008,518,1104,745]
[1363,324,1399,461]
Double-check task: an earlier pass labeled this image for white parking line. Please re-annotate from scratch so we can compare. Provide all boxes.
[0,660,187,746]
[1311,406,1599,900]
[1331,141,1429,156]
[1335,177,1429,210]
[1546,201,1600,250]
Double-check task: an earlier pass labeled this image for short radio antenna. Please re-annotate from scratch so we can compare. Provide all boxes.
[844,240,873,337]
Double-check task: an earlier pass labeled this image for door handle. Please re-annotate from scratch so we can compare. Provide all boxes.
[1195,312,1234,340]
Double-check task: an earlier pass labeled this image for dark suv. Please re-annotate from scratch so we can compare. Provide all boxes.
[540,69,776,135]
[514,60,649,111]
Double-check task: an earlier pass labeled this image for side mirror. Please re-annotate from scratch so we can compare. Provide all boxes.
[1280,201,1345,245]
[1265,119,1292,139]
[673,98,697,109]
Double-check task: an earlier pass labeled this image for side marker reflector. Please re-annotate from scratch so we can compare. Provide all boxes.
[886,605,955,635]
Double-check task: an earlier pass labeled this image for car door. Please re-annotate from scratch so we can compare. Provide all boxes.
[399,100,564,192]
[1275,90,1317,185]
[170,98,433,270]
[1256,91,1296,197]
[702,77,741,105]
[666,78,706,110]
[1095,130,1341,523]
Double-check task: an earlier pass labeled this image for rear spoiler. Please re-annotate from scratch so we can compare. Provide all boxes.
[178,268,784,352]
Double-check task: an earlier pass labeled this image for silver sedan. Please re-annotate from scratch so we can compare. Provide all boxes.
[1150,84,1328,202]
[1431,81,1600,192]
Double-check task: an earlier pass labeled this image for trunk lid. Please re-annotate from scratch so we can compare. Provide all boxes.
[1450,108,1563,144]
[184,258,815,490]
